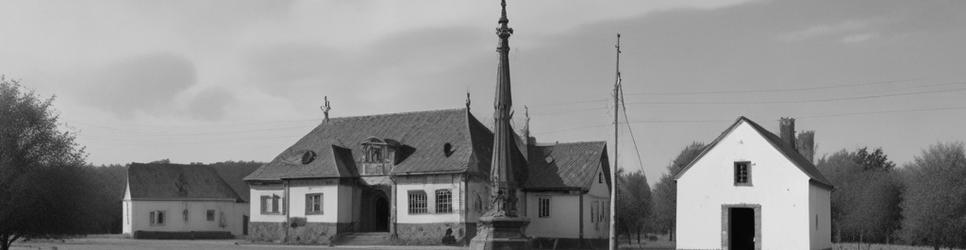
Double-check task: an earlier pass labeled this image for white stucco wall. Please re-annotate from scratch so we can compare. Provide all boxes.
[126,200,248,236]
[583,163,610,239]
[250,183,285,223]
[676,121,813,250]
[395,174,464,224]
[525,192,579,238]
[123,183,132,235]
[286,179,342,223]
[809,183,832,250]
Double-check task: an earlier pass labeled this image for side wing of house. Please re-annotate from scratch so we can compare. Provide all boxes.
[675,119,814,250]
[395,173,470,244]
[582,162,610,240]
[809,183,832,250]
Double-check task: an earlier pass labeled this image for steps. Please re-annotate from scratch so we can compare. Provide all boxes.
[337,232,391,246]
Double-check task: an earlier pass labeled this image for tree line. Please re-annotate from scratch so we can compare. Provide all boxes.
[0,77,263,250]
[618,130,966,250]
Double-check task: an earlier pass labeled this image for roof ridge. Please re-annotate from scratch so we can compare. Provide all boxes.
[325,107,466,121]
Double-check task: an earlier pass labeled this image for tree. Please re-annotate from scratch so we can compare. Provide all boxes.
[649,142,704,240]
[616,169,651,244]
[899,142,966,250]
[817,147,902,246]
[0,78,88,250]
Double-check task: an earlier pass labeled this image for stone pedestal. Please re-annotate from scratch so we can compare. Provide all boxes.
[468,215,530,250]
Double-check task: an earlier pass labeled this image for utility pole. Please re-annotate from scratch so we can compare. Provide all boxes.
[609,33,621,250]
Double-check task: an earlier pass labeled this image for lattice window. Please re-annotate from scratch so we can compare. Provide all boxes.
[306,193,323,215]
[734,161,752,186]
[408,190,428,214]
[435,189,453,214]
[538,196,551,218]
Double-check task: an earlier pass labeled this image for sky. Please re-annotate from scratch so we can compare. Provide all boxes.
[1,0,965,187]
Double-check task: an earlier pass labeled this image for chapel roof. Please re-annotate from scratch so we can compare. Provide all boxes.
[673,116,834,189]
[244,108,495,181]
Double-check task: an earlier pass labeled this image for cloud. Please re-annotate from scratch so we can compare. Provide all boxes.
[79,53,196,118]
[778,19,878,42]
[841,32,878,43]
[186,87,236,121]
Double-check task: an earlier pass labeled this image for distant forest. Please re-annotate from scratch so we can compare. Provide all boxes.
[80,160,264,234]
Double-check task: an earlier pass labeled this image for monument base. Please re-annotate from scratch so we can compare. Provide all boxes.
[468,215,531,250]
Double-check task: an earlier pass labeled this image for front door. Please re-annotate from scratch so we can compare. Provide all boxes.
[242,215,249,235]
[729,207,755,250]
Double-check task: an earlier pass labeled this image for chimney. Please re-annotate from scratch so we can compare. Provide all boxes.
[779,117,796,150]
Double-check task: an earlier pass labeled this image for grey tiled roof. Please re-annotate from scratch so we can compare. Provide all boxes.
[245,108,493,181]
[526,141,609,191]
[128,163,244,201]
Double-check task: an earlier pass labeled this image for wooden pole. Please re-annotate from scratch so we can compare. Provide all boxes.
[609,33,621,250]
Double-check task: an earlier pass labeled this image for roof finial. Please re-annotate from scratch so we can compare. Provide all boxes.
[466,92,471,111]
[321,96,331,121]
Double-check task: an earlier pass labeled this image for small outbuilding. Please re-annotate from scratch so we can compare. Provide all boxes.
[122,163,256,239]
[674,117,833,250]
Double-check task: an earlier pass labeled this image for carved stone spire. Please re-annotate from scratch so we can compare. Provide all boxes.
[469,1,531,248]
[487,0,517,218]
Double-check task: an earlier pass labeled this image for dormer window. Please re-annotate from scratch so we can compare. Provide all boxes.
[361,137,390,164]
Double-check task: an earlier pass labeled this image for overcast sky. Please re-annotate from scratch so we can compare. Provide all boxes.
[2,0,965,186]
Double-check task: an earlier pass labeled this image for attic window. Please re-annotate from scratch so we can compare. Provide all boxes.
[301,151,317,164]
[734,161,752,186]
[443,143,454,157]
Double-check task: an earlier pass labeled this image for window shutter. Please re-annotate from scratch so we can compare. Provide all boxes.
[281,197,286,214]
[149,211,155,224]
[260,196,268,214]
[305,194,311,214]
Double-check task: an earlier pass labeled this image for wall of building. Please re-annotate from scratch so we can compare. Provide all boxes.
[286,179,341,223]
[395,174,464,223]
[126,200,248,236]
[122,183,132,235]
[249,183,285,223]
[526,192,580,239]
[809,183,832,250]
[676,121,812,250]
[583,163,610,240]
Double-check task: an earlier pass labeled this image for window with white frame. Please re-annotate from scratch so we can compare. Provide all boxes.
[538,196,551,218]
[149,210,165,226]
[306,193,323,215]
[261,194,283,214]
[435,189,453,214]
[408,190,428,214]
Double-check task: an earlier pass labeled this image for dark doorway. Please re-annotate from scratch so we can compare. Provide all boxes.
[729,207,755,250]
[374,196,389,232]
[242,215,249,235]
[360,188,391,232]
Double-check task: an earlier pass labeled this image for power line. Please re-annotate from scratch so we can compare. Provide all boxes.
[625,83,966,105]
[625,78,923,96]
[619,82,647,175]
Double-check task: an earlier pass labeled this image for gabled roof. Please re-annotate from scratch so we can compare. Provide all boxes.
[673,117,834,189]
[128,163,244,201]
[209,163,262,202]
[525,141,609,191]
[245,108,494,181]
